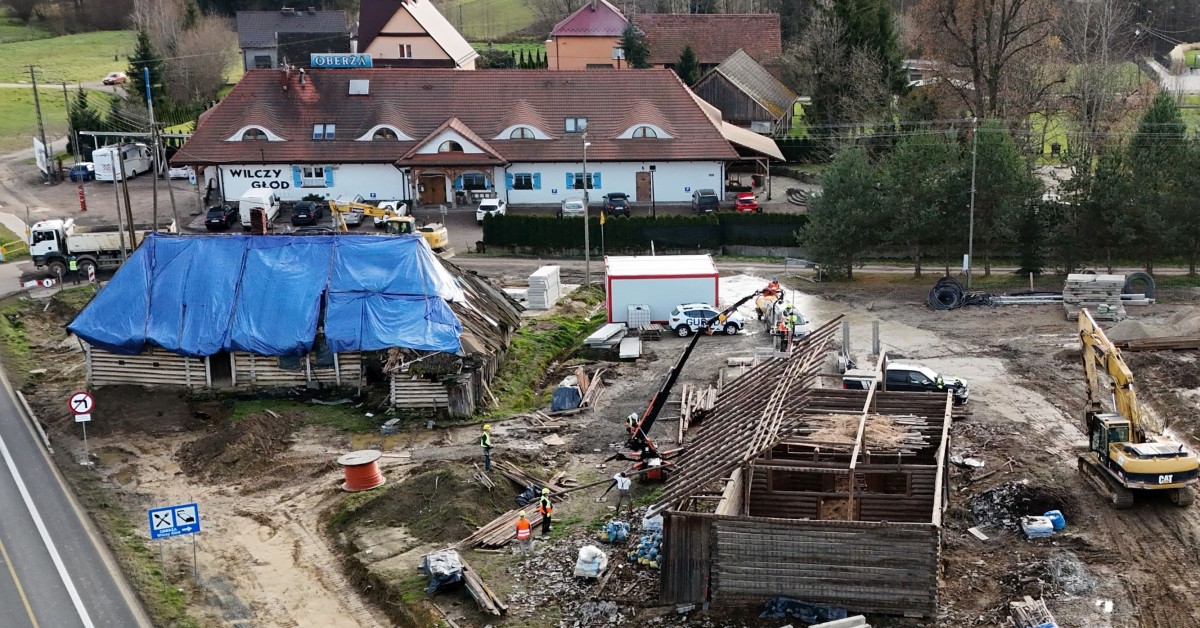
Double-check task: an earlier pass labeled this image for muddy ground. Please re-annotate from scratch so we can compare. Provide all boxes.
[6,269,1200,627]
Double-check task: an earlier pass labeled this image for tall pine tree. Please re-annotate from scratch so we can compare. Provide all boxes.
[675,45,700,86]
[127,29,165,106]
[621,23,651,69]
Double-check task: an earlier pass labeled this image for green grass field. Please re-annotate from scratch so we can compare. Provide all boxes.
[0,16,52,44]
[1030,112,1069,161]
[0,30,132,84]
[449,0,536,40]
[0,87,69,154]
[1186,50,1199,70]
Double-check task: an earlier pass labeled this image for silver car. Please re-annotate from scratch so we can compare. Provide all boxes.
[559,197,586,218]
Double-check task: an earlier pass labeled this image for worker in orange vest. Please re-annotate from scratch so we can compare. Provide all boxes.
[537,487,553,536]
[515,511,532,556]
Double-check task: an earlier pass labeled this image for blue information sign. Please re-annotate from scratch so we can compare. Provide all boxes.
[148,503,201,539]
[310,53,373,68]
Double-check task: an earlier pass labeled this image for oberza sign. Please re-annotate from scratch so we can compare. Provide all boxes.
[311,53,373,68]
[227,168,289,190]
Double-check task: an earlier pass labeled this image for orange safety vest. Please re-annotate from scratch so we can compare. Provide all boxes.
[516,518,531,540]
[538,496,553,516]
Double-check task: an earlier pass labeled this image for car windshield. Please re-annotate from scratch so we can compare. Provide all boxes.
[564,202,583,210]
[699,189,716,196]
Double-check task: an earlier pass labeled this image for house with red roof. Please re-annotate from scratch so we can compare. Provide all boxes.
[545,0,629,70]
[172,67,781,209]
[353,0,478,70]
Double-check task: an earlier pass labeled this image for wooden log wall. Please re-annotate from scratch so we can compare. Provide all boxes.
[710,516,939,616]
[391,376,450,411]
[748,465,937,523]
[231,352,362,388]
[659,514,713,604]
[87,346,209,388]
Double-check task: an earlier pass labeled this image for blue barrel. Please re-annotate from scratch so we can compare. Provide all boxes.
[1043,510,1066,530]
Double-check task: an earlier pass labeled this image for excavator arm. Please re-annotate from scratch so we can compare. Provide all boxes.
[623,290,763,459]
[1079,309,1144,441]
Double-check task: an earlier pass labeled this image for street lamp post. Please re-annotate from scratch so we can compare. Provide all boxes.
[649,164,656,218]
[582,135,591,285]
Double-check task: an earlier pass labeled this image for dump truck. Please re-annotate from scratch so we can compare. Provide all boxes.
[29,218,177,276]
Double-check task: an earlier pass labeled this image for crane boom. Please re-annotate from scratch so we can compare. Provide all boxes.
[1079,308,1145,441]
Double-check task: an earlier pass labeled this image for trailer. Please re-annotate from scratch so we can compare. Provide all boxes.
[605,255,719,324]
[29,218,176,276]
[92,143,153,182]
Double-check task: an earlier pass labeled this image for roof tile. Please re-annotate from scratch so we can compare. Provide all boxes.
[236,10,349,49]
[550,0,628,37]
[632,13,782,67]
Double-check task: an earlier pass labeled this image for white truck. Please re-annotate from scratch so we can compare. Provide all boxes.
[92,143,153,182]
[29,218,177,276]
[238,189,281,230]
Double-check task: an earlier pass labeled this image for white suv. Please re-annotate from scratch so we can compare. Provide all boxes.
[668,303,745,337]
[476,198,506,224]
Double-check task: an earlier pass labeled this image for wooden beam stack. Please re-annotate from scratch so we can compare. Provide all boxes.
[459,554,508,616]
[1114,335,1200,351]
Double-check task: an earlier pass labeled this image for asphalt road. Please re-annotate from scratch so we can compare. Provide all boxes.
[0,377,147,627]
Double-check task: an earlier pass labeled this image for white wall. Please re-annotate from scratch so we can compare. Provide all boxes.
[498,161,723,205]
[209,163,410,203]
[607,276,718,323]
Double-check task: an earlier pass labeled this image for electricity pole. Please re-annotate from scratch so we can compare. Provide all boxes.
[29,66,53,183]
[582,133,591,286]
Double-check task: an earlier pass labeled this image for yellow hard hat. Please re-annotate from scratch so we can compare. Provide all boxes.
[483,424,491,431]
[542,487,550,494]
[519,511,526,517]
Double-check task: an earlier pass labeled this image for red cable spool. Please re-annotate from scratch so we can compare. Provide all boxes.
[338,450,385,492]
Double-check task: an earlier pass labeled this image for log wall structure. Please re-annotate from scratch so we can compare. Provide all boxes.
[86,345,362,389]
[656,348,953,618]
[231,351,362,388]
[86,345,210,387]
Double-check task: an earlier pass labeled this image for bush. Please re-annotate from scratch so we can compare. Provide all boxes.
[482,213,808,253]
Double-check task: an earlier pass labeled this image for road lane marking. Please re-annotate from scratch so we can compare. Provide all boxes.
[0,428,94,628]
[0,531,39,627]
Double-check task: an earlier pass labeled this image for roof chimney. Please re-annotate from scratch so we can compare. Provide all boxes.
[308,6,316,14]
[281,6,294,15]
[592,0,598,8]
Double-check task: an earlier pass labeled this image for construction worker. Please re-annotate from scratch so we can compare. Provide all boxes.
[626,412,639,438]
[515,511,532,556]
[480,424,493,472]
[537,487,553,535]
[763,276,782,297]
[602,471,635,517]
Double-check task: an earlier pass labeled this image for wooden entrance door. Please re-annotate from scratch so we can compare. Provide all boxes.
[419,175,446,205]
[636,171,651,202]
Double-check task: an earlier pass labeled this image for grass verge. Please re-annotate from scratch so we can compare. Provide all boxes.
[0,87,71,153]
[490,286,606,415]
[0,15,52,44]
[0,220,31,259]
[228,398,378,432]
[0,30,133,83]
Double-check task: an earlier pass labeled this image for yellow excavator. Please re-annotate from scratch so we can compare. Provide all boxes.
[327,199,450,251]
[1078,308,1198,508]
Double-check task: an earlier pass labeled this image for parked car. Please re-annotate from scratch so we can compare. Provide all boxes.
[668,302,745,337]
[842,363,970,405]
[290,200,324,226]
[168,165,194,180]
[340,206,365,227]
[734,192,760,213]
[102,71,127,85]
[68,162,95,182]
[559,197,586,218]
[691,188,720,213]
[204,204,238,231]
[476,198,506,224]
[602,192,632,217]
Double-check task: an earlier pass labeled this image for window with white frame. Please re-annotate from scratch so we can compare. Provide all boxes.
[509,127,535,139]
[372,127,398,140]
[302,166,326,187]
[242,128,268,141]
[398,44,413,58]
[564,117,587,133]
[459,172,488,191]
[438,140,464,152]
[572,173,596,190]
[312,124,335,140]
[513,173,533,190]
[631,126,658,138]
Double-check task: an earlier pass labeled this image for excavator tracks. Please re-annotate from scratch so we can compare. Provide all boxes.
[1078,454,1135,509]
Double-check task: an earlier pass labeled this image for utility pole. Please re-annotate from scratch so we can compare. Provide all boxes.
[967,117,978,290]
[143,67,160,231]
[64,83,87,212]
[582,133,591,286]
[113,163,128,263]
[29,66,53,183]
[118,157,136,249]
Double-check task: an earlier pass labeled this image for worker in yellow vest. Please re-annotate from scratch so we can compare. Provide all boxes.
[480,424,493,472]
[537,487,553,536]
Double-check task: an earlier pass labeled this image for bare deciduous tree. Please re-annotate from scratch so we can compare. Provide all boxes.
[170,15,236,102]
[914,0,1065,120]
[131,0,188,59]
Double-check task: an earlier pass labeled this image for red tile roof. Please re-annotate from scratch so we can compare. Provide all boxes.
[172,68,741,166]
[550,0,627,37]
[633,13,782,67]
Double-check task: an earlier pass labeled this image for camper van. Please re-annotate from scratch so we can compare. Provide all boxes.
[92,144,153,182]
[238,189,281,230]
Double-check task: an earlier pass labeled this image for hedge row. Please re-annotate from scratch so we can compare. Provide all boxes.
[482,213,809,252]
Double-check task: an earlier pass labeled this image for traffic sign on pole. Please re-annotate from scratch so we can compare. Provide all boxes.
[68,391,94,415]
[148,503,201,539]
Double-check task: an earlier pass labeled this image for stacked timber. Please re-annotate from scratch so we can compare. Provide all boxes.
[1113,335,1200,351]
[527,266,562,310]
[459,554,508,616]
[1063,274,1126,321]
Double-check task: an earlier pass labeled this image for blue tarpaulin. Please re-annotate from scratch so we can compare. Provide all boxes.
[68,234,464,357]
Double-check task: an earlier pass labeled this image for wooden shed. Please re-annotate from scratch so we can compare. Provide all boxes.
[692,49,797,134]
[651,333,953,618]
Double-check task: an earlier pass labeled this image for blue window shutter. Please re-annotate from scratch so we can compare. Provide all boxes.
[454,176,463,190]
[592,172,601,189]
[566,172,574,189]
[505,173,514,190]
[485,176,492,190]
[292,166,302,187]
[532,173,541,190]
[324,166,334,187]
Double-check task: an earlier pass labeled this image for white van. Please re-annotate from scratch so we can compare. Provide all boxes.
[239,190,281,229]
[92,144,153,182]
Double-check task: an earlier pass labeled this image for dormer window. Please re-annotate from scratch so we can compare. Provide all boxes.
[617,123,671,139]
[438,140,464,153]
[631,126,657,138]
[509,127,535,139]
[373,128,399,140]
[565,117,587,133]
[313,124,335,140]
[242,128,268,141]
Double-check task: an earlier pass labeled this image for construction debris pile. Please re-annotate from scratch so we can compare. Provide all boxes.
[1105,306,1200,351]
[1063,274,1128,321]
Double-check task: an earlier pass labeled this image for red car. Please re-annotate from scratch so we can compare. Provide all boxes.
[735,192,760,213]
